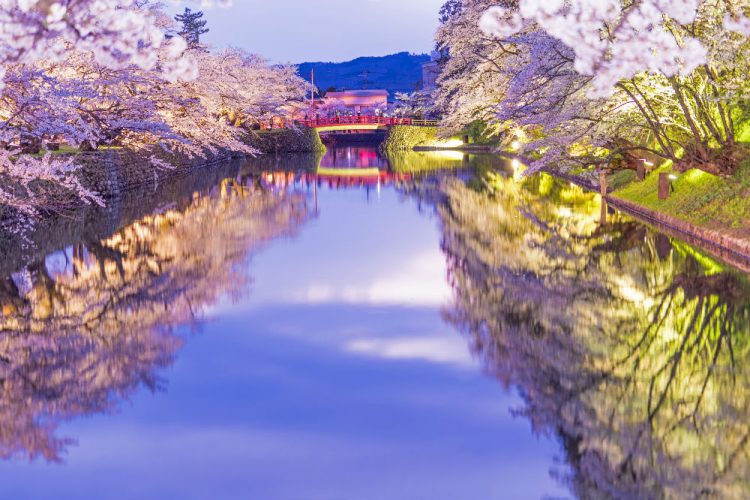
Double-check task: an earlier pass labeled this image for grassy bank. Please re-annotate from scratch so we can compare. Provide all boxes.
[611,161,750,237]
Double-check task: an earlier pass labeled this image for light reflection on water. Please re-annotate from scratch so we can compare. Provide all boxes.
[0,147,749,498]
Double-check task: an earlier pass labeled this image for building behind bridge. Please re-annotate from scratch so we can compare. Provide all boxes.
[324,90,389,115]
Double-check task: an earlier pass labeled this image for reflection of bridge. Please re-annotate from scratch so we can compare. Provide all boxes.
[262,169,413,191]
[262,168,414,215]
[298,116,438,134]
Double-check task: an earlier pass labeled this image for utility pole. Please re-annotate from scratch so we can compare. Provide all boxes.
[310,67,315,117]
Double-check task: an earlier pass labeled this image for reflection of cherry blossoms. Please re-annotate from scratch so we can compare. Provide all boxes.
[436,172,750,498]
[0,178,310,461]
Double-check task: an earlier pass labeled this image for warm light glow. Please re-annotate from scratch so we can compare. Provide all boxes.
[512,159,523,182]
[431,139,464,149]
[557,207,573,218]
[431,150,466,161]
[317,167,381,177]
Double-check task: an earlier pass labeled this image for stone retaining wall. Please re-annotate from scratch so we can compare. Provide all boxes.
[244,128,326,155]
[380,125,439,153]
[75,147,243,199]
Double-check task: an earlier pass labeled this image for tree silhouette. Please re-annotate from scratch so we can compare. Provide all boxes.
[174,7,209,50]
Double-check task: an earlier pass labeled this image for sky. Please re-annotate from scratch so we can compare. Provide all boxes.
[169,0,446,63]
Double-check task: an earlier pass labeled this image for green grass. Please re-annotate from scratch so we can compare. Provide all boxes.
[613,161,750,232]
[607,169,637,191]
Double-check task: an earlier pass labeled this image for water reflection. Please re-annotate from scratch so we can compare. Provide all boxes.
[2,146,750,498]
[0,177,310,461]
[260,146,512,194]
[435,170,750,498]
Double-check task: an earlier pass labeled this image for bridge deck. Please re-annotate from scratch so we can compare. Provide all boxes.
[299,116,438,130]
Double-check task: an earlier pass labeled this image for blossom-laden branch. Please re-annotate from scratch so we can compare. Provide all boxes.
[436,1,750,175]
[0,1,310,224]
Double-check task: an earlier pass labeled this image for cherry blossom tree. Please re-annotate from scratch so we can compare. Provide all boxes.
[0,1,197,219]
[0,0,197,89]
[392,91,437,119]
[188,48,308,129]
[0,1,314,222]
[437,1,750,174]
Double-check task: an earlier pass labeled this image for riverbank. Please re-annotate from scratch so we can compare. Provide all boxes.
[397,136,750,267]
[246,127,326,155]
[0,151,324,275]
[0,127,325,224]
[381,125,496,153]
[554,161,750,268]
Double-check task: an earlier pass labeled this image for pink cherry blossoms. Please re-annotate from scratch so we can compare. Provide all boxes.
[0,0,197,89]
[479,0,717,97]
[436,0,750,176]
[0,1,309,224]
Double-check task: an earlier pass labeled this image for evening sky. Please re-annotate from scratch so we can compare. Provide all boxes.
[170,0,446,63]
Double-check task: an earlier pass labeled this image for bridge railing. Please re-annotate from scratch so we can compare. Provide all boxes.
[297,116,439,128]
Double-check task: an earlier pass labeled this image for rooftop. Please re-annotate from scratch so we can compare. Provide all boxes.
[326,90,389,98]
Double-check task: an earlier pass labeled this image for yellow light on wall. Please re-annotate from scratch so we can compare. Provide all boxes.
[432,138,464,149]
[432,150,466,161]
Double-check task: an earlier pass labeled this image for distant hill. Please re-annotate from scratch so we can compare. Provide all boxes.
[298,52,429,98]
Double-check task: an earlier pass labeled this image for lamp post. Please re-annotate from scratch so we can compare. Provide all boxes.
[658,173,677,200]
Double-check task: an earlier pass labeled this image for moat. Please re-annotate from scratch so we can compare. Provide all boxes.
[1,147,748,499]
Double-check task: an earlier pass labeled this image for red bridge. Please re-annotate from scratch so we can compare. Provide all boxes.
[298,116,438,133]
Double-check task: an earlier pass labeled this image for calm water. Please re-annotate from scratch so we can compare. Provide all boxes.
[0,147,749,499]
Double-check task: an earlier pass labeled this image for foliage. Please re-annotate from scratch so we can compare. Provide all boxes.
[464,119,499,145]
[245,128,326,154]
[606,169,637,191]
[434,0,509,136]
[392,91,437,119]
[0,2,309,219]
